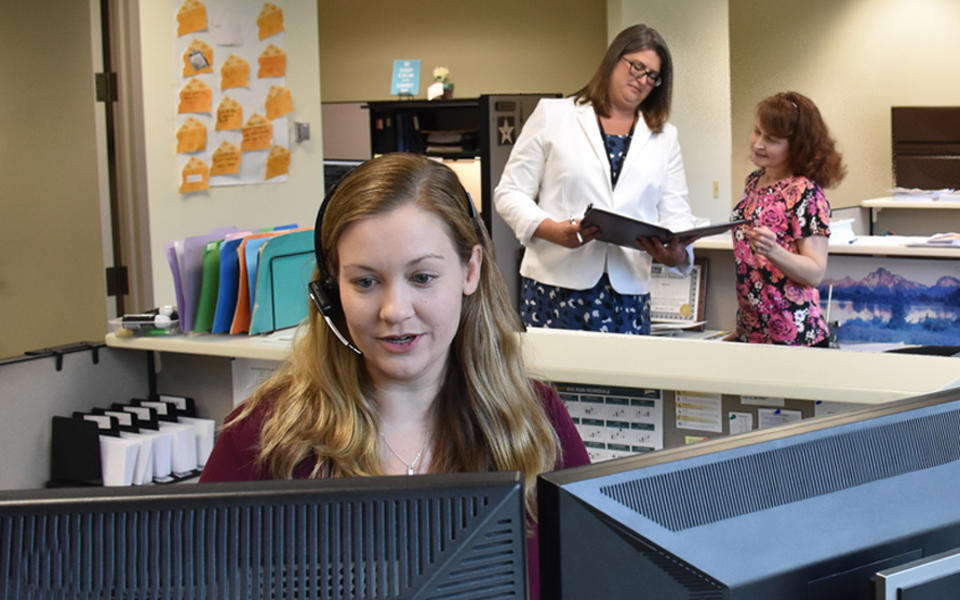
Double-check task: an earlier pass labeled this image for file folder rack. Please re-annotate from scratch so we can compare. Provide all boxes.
[48,397,206,487]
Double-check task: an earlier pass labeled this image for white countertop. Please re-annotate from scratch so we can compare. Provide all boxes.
[106,327,960,405]
[694,234,960,258]
[105,330,294,361]
[862,196,960,209]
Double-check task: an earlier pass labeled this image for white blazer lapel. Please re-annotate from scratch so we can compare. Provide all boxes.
[618,116,652,187]
[574,102,611,186]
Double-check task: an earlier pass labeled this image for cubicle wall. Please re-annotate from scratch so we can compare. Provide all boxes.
[0,347,148,490]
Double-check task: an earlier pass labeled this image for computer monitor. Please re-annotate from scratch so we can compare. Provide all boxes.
[1,471,526,599]
[538,387,960,599]
[874,547,960,599]
[323,159,364,195]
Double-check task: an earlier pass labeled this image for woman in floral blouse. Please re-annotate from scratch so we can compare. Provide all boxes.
[728,92,846,346]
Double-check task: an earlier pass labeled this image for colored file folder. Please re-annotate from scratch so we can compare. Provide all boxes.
[193,239,223,332]
[211,237,246,334]
[231,228,308,334]
[249,229,316,334]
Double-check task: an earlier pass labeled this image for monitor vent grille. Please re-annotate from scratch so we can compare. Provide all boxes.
[0,494,522,599]
[601,409,960,532]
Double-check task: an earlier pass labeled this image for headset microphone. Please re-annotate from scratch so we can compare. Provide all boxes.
[307,279,362,355]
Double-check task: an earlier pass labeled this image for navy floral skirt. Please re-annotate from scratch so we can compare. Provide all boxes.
[520,274,651,334]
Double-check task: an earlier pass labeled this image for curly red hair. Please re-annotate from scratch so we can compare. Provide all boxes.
[756,92,846,188]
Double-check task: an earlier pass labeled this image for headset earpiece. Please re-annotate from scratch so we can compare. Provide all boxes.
[309,174,363,355]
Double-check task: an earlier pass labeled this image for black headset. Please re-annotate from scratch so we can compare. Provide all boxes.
[307,163,483,355]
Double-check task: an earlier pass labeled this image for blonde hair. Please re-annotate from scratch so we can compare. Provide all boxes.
[227,153,560,520]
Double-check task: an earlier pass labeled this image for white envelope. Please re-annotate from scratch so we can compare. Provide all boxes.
[177,416,216,467]
[136,429,174,481]
[158,422,198,476]
[118,431,155,486]
[98,436,140,487]
[104,410,155,486]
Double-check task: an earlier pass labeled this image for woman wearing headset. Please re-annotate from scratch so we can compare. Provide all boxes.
[200,153,589,600]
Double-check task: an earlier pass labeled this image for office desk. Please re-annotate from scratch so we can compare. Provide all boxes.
[695,233,960,258]
[861,196,960,235]
[692,234,960,335]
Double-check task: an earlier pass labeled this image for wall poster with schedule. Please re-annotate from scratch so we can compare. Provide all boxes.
[173,0,294,193]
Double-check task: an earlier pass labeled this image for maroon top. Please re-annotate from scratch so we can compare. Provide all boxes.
[200,380,590,600]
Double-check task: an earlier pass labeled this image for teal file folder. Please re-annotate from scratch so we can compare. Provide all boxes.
[249,230,316,335]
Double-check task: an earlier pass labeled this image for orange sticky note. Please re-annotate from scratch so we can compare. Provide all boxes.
[257,3,284,40]
[220,54,250,90]
[180,157,210,193]
[176,117,207,153]
[177,0,207,36]
[211,141,241,176]
[215,96,242,131]
[265,85,293,120]
[241,113,273,151]
[265,145,290,179]
[257,44,286,78]
[182,39,213,76]
[178,78,212,114]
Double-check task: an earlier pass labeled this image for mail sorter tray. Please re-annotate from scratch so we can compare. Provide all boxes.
[49,398,212,487]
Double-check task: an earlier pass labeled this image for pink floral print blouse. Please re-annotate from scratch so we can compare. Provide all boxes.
[730,170,831,345]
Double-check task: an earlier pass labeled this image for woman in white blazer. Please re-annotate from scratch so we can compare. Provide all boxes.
[495,24,696,334]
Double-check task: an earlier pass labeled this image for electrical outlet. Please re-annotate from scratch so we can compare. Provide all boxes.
[713,180,719,199]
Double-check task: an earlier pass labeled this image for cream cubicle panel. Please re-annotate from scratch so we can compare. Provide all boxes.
[105,327,960,406]
[105,328,960,460]
[520,327,960,405]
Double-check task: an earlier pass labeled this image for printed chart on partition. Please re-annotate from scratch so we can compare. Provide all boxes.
[554,382,663,463]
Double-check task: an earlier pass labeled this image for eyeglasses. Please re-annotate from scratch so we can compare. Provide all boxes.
[621,56,662,88]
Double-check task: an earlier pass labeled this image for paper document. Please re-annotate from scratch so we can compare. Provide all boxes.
[580,205,747,247]
[158,422,199,476]
[889,187,955,201]
[98,436,140,487]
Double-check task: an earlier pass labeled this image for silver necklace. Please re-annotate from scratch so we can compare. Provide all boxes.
[380,432,428,475]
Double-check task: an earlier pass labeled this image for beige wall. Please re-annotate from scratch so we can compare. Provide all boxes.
[10,1,960,359]
[608,0,733,224]
[730,0,960,209]
[0,1,108,358]
[318,0,734,225]
[317,0,607,101]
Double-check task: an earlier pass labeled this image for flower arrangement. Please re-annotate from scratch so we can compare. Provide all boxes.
[429,66,454,100]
